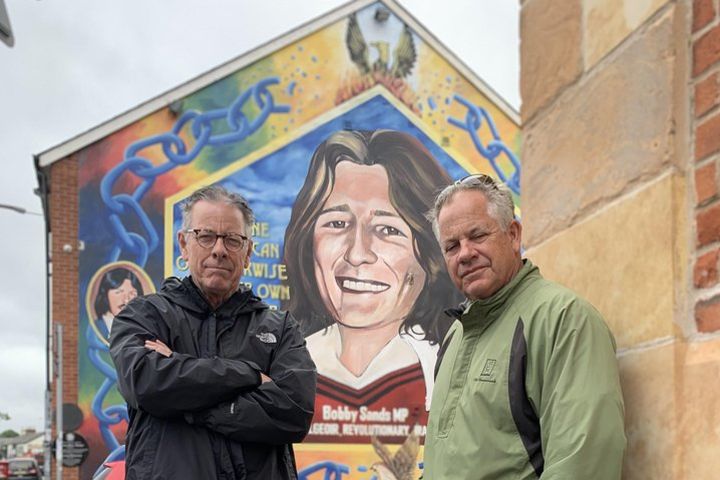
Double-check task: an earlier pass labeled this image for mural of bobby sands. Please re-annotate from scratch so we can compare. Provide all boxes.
[283,130,463,452]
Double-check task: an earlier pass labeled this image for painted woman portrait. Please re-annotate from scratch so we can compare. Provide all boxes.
[91,266,144,342]
[283,129,463,443]
[85,262,152,455]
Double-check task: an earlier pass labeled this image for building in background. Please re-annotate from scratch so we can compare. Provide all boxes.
[34,1,520,478]
[0,429,43,460]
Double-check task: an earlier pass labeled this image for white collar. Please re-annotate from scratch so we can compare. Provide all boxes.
[306,324,438,410]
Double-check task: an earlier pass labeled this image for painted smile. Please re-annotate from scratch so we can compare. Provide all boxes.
[336,276,390,293]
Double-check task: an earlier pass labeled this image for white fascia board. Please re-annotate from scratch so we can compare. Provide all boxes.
[36,0,375,168]
[36,0,519,168]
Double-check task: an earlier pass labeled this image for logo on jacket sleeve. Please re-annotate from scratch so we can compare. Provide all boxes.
[256,332,278,344]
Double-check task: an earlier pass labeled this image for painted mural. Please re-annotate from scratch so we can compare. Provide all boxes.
[76,2,520,479]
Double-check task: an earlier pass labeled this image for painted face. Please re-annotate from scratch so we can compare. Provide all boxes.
[178,200,252,306]
[438,189,522,301]
[107,278,138,316]
[312,161,426,329]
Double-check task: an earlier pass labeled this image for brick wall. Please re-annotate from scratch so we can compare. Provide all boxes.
[49,155,80,480]
[518,0,720,476]
[693,0,720,332]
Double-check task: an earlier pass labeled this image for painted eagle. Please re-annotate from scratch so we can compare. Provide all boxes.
[346,12,417,78]
[370,430,420,480]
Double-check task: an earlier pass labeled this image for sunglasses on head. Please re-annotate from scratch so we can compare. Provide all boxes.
[454,173,499,189]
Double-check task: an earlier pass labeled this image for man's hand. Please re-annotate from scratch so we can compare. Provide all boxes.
[145,339,172,357]
[260,373,272,384]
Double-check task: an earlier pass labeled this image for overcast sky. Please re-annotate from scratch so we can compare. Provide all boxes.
[0,0,518,433]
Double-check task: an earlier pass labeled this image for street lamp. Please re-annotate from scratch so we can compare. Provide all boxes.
[0,0,14,47]
[0,203,42,215]
[1,202,49,479]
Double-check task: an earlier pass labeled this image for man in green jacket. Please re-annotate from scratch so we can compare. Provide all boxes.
[423,174,626,479]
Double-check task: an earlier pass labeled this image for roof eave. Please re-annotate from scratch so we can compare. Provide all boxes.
[35,0,519,169]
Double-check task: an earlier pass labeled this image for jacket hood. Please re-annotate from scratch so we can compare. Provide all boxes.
[158,276,269,315]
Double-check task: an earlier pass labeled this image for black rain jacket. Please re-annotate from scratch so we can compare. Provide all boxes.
[110,276,317,480]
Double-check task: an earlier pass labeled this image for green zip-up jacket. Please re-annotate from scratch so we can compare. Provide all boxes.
[423,260,626,479]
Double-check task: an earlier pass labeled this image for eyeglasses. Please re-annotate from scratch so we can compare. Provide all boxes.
[455,173,499,189]
[185,229,249,251]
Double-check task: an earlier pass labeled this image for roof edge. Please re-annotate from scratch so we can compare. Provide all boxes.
[36,0,519,168]
[36,0,374,168]
[383,0,519,123]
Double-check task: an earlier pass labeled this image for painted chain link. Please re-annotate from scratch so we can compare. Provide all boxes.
[90,83,520,479]
[98,77,291,265]
[448,94,521,195]
[89,77,290,462]
[298,461,351,480]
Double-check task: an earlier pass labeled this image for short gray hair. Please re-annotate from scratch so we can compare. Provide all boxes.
[427,174,515,239]
[180,185,255,237]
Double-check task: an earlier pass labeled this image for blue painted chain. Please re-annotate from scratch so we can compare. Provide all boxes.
[298,461,350,479]
[291,96,523,480]
[90,82,516,478]
[91,77,289,461]
[448,94,521,195]
[98,77,290,266]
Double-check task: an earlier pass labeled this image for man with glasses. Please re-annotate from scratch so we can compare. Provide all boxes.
[110,185,316,479]
[422,174,626,479]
